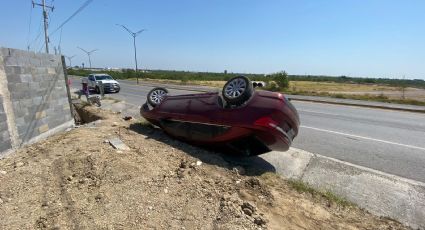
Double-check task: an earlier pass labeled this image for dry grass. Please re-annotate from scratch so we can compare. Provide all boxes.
[134,78,425,104]
[288,81,399,92]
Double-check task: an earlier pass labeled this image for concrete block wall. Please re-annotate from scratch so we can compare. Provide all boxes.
[0,47,73,156]
[0,96,12,152]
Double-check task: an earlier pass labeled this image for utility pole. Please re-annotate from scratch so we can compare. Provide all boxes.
[32,0,54,53]
[65,55,76,68]
[77,47,98,69]
[116,24,146,84]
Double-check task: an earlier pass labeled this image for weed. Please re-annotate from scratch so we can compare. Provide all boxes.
[139,119,152,128]
[288,179,353,207]
[103,97,121,103]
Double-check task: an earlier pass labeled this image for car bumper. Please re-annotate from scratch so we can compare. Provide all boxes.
[104,85,120,92]
[252,126,293,152]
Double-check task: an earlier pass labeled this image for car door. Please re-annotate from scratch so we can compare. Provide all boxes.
[88,75,95,88]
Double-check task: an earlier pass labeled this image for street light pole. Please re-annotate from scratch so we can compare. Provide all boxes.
[116,24,146,84]
[133,36,138,80]
[77,47,98,69]
[65,55,76,68]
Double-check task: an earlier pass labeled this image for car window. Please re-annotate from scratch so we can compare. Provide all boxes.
[95,75,113,80]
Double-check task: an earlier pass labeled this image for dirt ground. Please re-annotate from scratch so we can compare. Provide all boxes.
[0,106,408,230]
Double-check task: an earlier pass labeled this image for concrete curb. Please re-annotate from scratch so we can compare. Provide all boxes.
[261,148,425,229]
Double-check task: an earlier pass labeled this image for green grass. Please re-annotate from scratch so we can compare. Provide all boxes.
[288,179,353,207]
[139,119,153,128]
[67,68,425,89]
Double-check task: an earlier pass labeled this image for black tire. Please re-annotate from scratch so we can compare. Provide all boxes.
[147,87,168,107]
[222,76,253,106]
[95,86,100,94]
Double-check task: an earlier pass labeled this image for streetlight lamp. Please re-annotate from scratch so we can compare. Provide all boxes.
[116,24,146,84]
[65,55,76,68]
[77,47,98,69]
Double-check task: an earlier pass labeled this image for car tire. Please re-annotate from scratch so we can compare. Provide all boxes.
[95,86,100,94]
[147,87,168,107]
[222,76,253,106]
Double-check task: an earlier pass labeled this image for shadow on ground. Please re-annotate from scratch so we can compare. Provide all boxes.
[129,123,276,176]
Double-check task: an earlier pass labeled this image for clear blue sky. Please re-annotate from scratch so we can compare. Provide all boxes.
[0,0,424,79]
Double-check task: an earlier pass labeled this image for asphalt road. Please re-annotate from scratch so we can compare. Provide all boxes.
[71,77,425,182]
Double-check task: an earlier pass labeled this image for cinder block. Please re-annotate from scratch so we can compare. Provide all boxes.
[20,74,33,82]
[0,140,12,152]
[12,101,20,110]
[4,66,21,75]
[18,99,33,108]
[15,117,25,126]
[0,121,8,131]
[5,74,19,84]
[38,124,49,133]
[32,96,43,105]
[47,67,56,74]
[13,107,28,118]
[1,130,10,141]
[35,111,46,119]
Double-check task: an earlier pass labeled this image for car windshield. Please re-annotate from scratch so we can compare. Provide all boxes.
[95,75,113,80]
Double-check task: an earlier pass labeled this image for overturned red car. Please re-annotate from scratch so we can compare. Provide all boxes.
[140,76,300,156]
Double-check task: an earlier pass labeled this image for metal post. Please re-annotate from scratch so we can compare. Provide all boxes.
[88,54,92,69]
[61,56,75,120]
[133,35,138,84]
[116,24,146,85]
[100,82,105,99]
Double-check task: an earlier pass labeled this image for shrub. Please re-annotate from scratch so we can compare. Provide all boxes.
[267,81,280,91]
[270,71,289,89]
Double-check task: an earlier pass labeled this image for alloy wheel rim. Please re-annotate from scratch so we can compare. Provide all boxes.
[150,89,167,104]
[224,78,246,98]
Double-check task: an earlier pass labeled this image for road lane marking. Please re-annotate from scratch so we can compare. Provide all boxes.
[298,109,342,117]
[300,125,425,151]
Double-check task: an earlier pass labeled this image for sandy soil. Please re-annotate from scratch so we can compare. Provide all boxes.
[0,106,407,230]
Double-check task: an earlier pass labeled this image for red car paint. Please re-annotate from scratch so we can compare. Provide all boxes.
[141,90,300,156]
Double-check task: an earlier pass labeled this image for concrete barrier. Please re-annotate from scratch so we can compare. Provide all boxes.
[261,148,425,229]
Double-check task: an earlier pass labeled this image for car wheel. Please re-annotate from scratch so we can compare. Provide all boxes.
[222,76,253,106]
[95,86,100,94]
[147,87,168,107]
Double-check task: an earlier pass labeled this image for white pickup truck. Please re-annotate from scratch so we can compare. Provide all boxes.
[85,74,121,93]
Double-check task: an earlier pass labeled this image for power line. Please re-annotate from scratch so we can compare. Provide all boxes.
[29,14,44,51]
[57,27,63,54]
[26,0,34,50]
[49,0,94,37]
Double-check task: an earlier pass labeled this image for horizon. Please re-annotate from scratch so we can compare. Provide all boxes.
[0,0,424,80]
[68,66,425,81]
